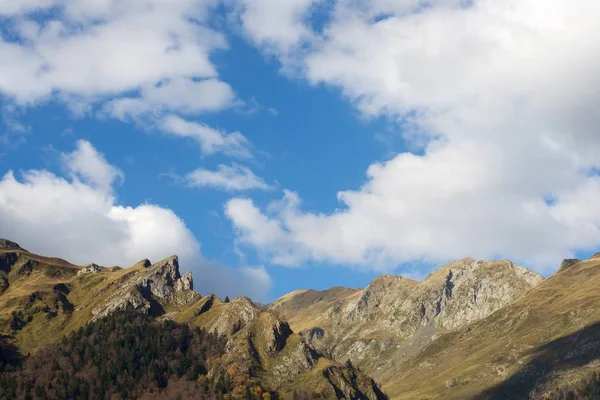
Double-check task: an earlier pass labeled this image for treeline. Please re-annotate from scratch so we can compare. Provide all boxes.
[0,311,274,399]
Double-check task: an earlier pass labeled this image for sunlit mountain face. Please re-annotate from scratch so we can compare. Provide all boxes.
[2,3,600,398]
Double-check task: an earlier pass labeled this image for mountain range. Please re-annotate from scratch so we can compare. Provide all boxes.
[2,238,600,399]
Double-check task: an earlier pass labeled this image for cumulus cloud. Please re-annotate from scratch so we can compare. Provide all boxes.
[0,0,224,105]
[105,78,237,119]
[227,0,600,273]
[0,139,272,299]
[0,0,255,159]
[231,0,319,54]
[60,139,124,193]
[185,164,271,192]
[160,115,252,158]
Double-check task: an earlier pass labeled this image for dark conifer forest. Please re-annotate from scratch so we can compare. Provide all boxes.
[0,311,275,400]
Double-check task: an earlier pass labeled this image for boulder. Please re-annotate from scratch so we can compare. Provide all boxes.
[77,263,102,276]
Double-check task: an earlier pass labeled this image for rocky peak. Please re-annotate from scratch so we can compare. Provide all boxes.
[136,256,199,304]
[210,296,261,336]
[175,271,193,291]
[0,239,26,252]
[92,254,200,321]
[415,259,543,330]
[272,257,544,380]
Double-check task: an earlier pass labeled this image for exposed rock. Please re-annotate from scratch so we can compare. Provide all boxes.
[77,263,102,276]
[175,271,193,291]
[0,252,19,273]
[193,295,215,316]
[0,240,389,399]
[92,290,151,320]
[0,239,26,251]
[210,297,261,336]
[272,258,544,382]
[91,255,199,321]
[306,327,325,344]
[268,340,320,388]
[261,314,293,356]
[16,260,35,276]
[560,258,581,271]
[323,364,388,400]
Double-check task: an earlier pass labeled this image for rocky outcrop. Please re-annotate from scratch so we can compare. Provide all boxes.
[323,363,388,400]
[0,252,19,273]
[268,340,320,388]
[91,256,200,321]
[272,258,544,381]
[261,314,293,356]
[0,239,389,399]
[210,297,261,336]
[77,263,102,276]
[0,239,26,251]
[136,256,196,304]
[193,294,215,316]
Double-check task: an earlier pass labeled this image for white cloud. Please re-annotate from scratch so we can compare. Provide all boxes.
[105,78,237,119]
[185,164,271,192]
[194,263,273,303]
[231,0,320,54]
[160,115,252,158]
[0,139,272,299]
[0,0,57,16]
[0,0,227,108]
[227,0,600,273]
[61,139,123,193]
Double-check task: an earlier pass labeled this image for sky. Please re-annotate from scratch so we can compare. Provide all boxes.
[1,0,600,302]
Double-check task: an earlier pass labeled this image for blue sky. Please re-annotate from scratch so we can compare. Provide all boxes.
[1,1,599,302]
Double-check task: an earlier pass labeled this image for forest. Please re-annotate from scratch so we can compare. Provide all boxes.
[0,310,276,400]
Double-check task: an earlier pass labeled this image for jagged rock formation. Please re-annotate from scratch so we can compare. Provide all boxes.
[0,239,387,399]
[271,258,543,383]
[91,255,200,321]
[16,236,600,400]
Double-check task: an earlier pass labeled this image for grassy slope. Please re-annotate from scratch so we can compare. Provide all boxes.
[383,255,600,399]
[269,286,362,333]
[0,247,152,353]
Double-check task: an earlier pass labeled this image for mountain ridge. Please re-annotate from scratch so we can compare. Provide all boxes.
[0,238,387,399]
[4,237,600,399]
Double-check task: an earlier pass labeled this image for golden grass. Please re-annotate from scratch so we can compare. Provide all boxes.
[381,258,600,399]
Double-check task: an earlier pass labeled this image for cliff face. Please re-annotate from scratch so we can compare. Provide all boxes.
[271,258,543,381]
[91,255,199,321]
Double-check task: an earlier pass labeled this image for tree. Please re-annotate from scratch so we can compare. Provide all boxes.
[224,296,230,303]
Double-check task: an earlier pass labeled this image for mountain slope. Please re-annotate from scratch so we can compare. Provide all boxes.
[272,254,600,399]
[270,258,543,380]
[382,254,600,399]
[0,239,387,399]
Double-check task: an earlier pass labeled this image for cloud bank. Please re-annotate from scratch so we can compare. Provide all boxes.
[227,0,600,273]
